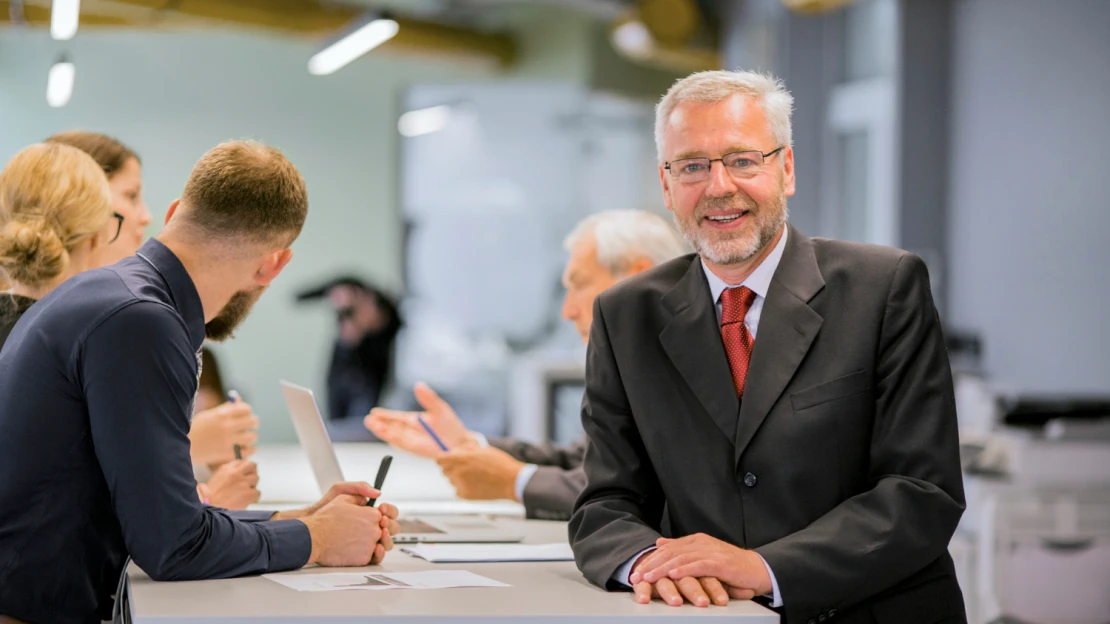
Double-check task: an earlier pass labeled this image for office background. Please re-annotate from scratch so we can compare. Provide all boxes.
[4,0,1106,441]
[2,2,1108,619]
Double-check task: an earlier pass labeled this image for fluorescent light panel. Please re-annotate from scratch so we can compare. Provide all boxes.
[47,61,75,108]
[51,0,80,40]
[308,18,399,76]
[398,105,452,137]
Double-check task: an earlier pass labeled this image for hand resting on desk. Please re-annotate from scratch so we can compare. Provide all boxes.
[272,482,402,567]
[629,534,768,607]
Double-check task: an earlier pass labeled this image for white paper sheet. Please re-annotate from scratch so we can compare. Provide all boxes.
[263,570,509,592]
[402,542,574,563]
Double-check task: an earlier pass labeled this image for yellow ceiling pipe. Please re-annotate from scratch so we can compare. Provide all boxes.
[779,0,859,15]
[0,0,516,68]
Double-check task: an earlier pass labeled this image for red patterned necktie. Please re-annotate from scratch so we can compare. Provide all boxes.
[720,286,757,397]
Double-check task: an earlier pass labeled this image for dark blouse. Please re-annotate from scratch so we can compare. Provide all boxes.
[0,293,36,351]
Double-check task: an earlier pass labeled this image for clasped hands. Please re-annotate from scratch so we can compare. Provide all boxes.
[628,533,772,608]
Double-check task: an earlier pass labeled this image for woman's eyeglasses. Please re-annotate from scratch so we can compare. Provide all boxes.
[108,212,124,244]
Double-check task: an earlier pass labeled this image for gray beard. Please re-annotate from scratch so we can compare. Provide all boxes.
[674,197,787,266]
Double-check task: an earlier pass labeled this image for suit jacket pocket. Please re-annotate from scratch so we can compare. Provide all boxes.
[790,370,870,412]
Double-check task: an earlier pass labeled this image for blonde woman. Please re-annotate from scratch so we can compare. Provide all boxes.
[0,142,116,346]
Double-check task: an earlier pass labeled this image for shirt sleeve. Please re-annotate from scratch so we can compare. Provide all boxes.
[759,554,783,607]
[513,463,539,502]
[226,509,278,523]
[82,302,311,581]
[612,547,655,587]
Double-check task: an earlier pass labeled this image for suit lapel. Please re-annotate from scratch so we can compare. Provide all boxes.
[659,257,740,444]
[734,225,826,464]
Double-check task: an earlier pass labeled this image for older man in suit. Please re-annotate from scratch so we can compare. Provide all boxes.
[569,69,966,624]
[366,210,687,521]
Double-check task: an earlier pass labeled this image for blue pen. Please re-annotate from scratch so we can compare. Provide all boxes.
[227,390,242,460]
[417,414,450,452]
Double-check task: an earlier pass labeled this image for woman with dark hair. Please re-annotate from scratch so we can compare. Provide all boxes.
[45,131,152,265]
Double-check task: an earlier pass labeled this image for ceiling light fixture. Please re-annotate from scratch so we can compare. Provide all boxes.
[309,16,399,76]
[47,57,75,107]
[398,105,452,137]
[50,0,80,40]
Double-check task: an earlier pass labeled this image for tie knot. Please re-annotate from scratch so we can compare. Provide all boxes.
[720,286,757,325]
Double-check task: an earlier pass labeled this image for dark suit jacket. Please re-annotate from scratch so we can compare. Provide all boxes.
[491,437,586,521]
[569,225,966,624]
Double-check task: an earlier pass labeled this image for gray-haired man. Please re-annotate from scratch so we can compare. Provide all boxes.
[365,210,687,520]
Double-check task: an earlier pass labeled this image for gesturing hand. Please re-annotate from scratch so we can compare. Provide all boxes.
[364,383,477,458]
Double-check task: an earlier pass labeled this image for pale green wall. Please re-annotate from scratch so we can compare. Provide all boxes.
[0,29,497,442]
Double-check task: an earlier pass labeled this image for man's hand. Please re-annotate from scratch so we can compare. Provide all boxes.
[273,482,401,565]
[202,460,260,510]
[300,495,386,567]
[189,401,259,465]
[628,534,772,597]
[629,550,755,608]
[364,383,477,457]
[436,447,524,501]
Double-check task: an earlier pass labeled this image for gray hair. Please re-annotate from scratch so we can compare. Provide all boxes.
[655,69,794,162]
[564,210,688,275]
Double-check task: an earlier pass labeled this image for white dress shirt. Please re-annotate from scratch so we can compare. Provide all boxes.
[610,226,788,607]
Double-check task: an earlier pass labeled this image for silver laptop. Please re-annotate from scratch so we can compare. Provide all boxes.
[280,380,524,544]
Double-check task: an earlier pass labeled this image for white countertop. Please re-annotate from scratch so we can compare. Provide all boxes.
[128,518,779,623]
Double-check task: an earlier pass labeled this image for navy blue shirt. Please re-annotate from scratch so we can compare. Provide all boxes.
[0,239,310,624]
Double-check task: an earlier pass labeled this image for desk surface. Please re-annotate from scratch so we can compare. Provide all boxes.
[129,519,778,623]
[251,443,525,517]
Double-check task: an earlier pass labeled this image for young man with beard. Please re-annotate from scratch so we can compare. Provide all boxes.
[0,141,399,624]
[569,70,966,624]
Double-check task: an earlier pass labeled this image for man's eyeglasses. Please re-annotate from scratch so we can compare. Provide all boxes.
[664,146,784,184]
[107,212,124,244]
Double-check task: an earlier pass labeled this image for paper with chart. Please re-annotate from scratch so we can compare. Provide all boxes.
[263,570,509,592]
[402,542,574,563]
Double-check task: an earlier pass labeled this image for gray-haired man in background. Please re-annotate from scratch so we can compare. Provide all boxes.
[366,210,687,520]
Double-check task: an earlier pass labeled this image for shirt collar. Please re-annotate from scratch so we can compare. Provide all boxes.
[701,224,789,304]
[135,238,207,351]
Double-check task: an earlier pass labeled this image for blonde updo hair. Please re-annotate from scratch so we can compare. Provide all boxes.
[0,143,113,288]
